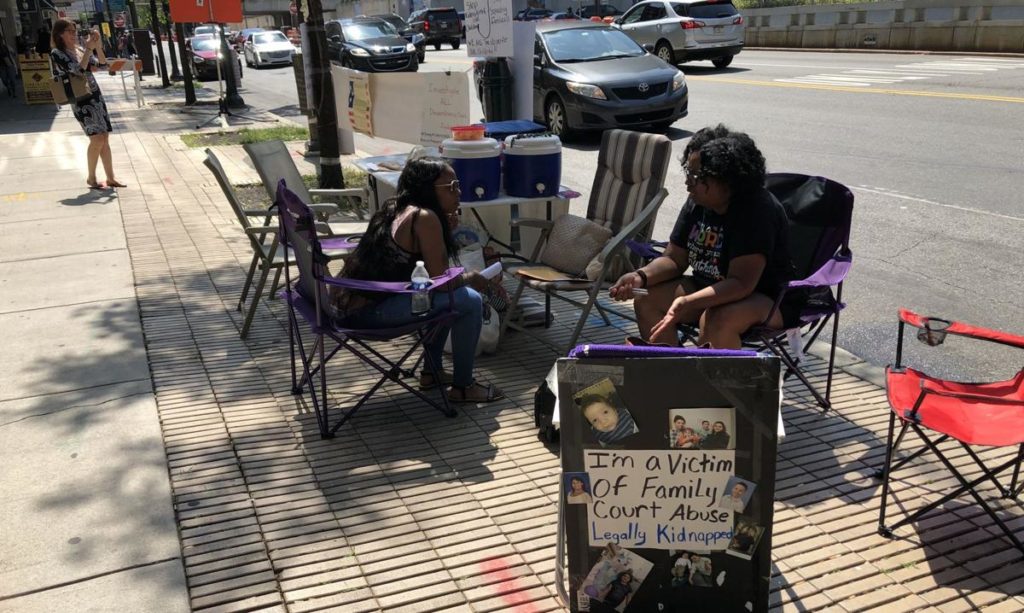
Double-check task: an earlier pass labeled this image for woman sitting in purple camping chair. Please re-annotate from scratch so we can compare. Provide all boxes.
[331,157,504,404]
[609,125,804,349]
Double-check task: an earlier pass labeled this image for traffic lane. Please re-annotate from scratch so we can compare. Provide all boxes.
[655,74,1024,220]
[715,50,1024,96]
[840,188,1023,380]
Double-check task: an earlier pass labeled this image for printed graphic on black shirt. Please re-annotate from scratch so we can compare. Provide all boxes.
[686,211,725,284]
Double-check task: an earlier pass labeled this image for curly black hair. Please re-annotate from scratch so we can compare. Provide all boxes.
[340,156,460,285]
[680,125,767,196]
[695,132,767,195]
[682,123,732,161]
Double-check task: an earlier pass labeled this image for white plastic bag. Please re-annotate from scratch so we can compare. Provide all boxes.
[443,303,499,357]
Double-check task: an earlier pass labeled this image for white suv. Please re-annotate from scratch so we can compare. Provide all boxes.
[615,0,744,69]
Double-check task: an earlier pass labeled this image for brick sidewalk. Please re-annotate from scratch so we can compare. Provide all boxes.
[7,74,1024,612]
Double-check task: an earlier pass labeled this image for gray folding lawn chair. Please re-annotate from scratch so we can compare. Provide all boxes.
[499,130,672,355]
[204,149,357,338]
[243,140,370,237]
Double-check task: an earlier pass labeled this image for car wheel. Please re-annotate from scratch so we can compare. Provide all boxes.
[244,53,251,68]
[655,41,675,65]
[545,96,572,139]
[712,55,733,69]
[451,40,460,50]
[433,42,442,51]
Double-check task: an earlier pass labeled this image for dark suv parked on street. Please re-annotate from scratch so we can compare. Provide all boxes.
[409,7,462,50]
[326,17,419,72]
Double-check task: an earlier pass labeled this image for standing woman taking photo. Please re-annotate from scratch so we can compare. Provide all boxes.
[50,20,126,190]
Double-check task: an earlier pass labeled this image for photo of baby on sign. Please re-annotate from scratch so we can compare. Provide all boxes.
[575,378,639,447]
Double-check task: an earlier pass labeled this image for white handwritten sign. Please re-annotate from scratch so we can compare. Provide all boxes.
[420,71,470,147]
[466,0,514,57]
[585,449,736,550]
[332,67,373,135]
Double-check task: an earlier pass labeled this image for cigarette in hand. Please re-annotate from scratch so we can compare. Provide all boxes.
[631,288,649,295]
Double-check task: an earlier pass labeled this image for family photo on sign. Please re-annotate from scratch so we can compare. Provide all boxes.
[578,544,653,612]
[667,408,735,450]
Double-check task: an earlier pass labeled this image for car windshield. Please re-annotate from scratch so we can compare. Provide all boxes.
[542,28,644,62]
[195,26,219,36]
[343,22,398,40]
[253,32,289,44]
[192,39,220,51]
[381,16,406,29]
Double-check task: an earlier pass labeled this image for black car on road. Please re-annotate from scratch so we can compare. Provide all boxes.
[408,7,462,50]
[505,22,688,137]
[326,17,419,72]
[375,13,426,63]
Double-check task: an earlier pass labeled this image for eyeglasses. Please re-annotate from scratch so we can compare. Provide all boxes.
[434,179,461,193]
[682,164,703,184]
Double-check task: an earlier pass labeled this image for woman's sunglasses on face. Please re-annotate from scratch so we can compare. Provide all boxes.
[435,179,461,193]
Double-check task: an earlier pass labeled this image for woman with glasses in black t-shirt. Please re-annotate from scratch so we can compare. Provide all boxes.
[610,125,800,349]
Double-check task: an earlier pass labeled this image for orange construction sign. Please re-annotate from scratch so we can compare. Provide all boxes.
[168,0,242,24]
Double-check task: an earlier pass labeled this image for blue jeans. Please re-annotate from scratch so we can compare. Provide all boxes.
[341,286,483,388]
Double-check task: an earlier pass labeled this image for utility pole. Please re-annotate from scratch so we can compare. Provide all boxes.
[148,0,169,86]
[304,0,343,188]
[127,0,139,29]
[162,1,181,80]
[220,30,245,108]
[103,0,115,55]
[175,22,195,104]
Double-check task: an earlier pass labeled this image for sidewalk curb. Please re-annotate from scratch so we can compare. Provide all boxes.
[808,342,887,390]
[745,46,1024,59]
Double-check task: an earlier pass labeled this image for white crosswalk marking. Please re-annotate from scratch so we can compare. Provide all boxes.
[775,56,1023,89]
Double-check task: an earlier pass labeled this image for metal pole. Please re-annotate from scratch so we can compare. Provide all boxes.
[220,29,245,108]
[162,1,181,80]
[127,0,139,29]
[104,0,115,55]
[175,22,195,104]
[305,0,343,188]
[148,0,169,86]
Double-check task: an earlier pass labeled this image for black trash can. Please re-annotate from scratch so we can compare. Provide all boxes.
[480,58,515,122]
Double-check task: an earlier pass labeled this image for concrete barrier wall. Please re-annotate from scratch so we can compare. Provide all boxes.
[744,0,1024,53]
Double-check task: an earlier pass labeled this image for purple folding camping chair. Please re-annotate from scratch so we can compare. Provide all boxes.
[276,181,462,438]
[628,173,854,411]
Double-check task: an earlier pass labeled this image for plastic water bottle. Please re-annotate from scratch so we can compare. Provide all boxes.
[410,261,431,316]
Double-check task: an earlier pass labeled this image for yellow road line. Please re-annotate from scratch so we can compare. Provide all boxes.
[686,76,1024,104]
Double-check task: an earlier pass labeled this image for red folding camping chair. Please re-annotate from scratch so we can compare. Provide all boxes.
[877,308,1024,552]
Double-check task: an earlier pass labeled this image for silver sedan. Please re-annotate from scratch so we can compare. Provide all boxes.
[243,31,295,68]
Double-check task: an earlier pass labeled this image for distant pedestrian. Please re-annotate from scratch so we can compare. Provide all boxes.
[50,20,127,190]
[0,43,17,97]
[35,26,50,55]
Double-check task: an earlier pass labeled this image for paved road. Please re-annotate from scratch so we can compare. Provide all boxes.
[230,48,1024,380]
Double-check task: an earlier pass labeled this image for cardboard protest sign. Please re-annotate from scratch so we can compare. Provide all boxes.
[331,67,470,146]
[558,354,780,612]
[420,71,471,147]
[466,0,514,57]
[331,66,372,135]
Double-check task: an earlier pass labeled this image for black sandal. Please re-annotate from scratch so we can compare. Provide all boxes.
[448,381,505,404]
